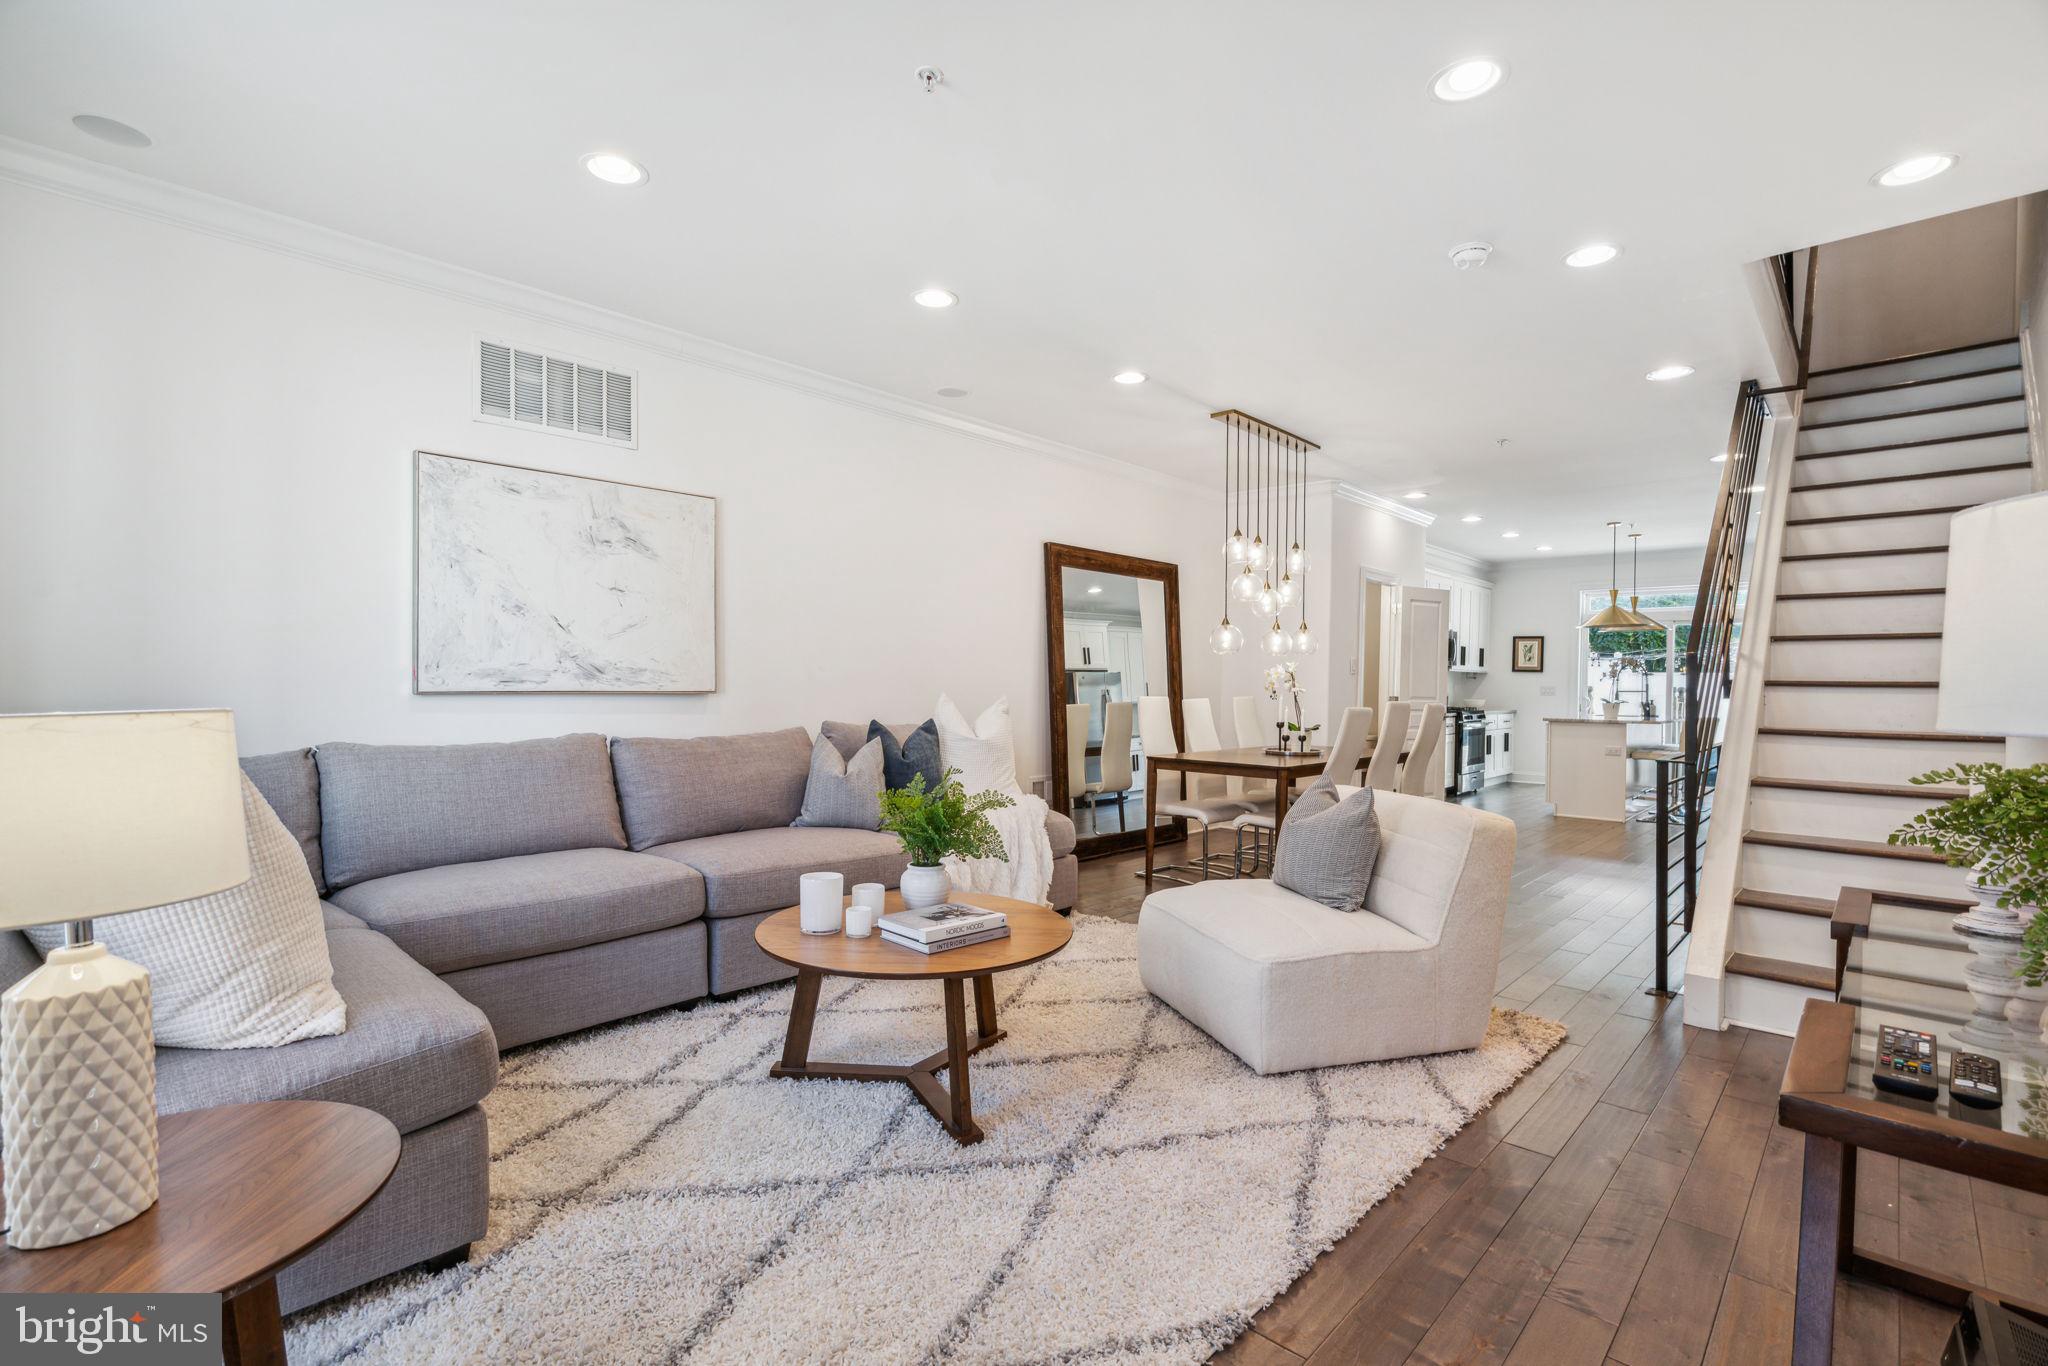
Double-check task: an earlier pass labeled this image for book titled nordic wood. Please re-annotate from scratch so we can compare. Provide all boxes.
[878,903,1008,944]
[880,925,1012,955]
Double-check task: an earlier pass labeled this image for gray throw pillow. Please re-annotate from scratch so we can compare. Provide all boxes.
[1271,774,1381,912]
[793,734,884,829]
[868,718,943,792]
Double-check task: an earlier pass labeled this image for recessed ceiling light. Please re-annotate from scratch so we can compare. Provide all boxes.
[581,152,647,186]
[1874,154,1955,188]
[1086,585,1104,595]
[1461,514,1483,523]
[1646,364,1695,382]
[913,287,958,309]
[936,387,968,398]
[1430,58,1505,102]
[1537,545,1553,553]
[71,114,151,148]
[1709,452,1728,463]
[1113,371,1147,385]
[1564,242,1620,268]
[1501,531,1520,539]
[1403,490,1428,500]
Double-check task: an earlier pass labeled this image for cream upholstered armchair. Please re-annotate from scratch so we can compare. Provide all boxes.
[1137,790,1515,1074]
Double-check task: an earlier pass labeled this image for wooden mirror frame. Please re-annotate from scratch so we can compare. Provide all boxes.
[1043,542,1185,857]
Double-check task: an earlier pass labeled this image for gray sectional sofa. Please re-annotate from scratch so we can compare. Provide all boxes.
[0,726,1076,1312]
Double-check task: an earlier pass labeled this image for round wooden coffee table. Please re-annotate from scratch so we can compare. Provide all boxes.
[0,1099,398,1365]
[754,890,1071,1145]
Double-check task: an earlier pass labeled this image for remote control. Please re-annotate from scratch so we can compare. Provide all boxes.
[1948,1051,2003,1108]
[1874,1024,1938,1100]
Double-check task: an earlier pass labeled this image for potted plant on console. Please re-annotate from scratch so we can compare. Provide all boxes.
[1890,762,2048,1043]
[879,768,1012,909]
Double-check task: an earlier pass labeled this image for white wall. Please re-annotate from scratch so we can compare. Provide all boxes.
[1808,199,2020,372]
[0,179,1223,774]
[1477,545,1706,780]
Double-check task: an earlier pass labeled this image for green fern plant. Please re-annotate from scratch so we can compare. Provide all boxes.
[1889,762,2048,986]
[878,768,1013,868]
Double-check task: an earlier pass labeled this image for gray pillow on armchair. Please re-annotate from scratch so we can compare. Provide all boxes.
[1270,774,1381,912]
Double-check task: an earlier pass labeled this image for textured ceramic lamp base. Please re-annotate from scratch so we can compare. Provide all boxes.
[1,942,158,1249]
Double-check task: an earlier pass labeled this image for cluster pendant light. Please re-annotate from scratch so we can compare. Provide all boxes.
[1211,410,1317,656]
[1579,522,1667,632]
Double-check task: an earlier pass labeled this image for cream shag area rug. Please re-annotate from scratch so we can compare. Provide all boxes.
[288,918,1563,1365]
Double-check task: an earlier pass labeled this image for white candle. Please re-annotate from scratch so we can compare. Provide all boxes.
[845,904,877,938]
[798,872,844,935]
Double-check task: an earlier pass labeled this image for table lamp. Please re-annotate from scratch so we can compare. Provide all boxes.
[1939,491,2048,771]
[0,709,249,1249]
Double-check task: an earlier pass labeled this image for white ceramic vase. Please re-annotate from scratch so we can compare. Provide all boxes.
[900,864,949,910]
[1602,701,1622,721]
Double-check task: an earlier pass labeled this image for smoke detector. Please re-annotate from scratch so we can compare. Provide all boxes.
[1448,241,1494,271]
[916,66,944,93]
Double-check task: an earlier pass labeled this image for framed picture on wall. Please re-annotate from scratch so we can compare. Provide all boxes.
[1512,636,1544,672]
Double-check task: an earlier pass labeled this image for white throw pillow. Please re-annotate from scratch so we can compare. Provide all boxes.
[27,774,347,1049]
[934,694,1024,799]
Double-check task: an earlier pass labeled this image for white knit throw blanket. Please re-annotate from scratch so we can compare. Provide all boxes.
[943,792,1054,905]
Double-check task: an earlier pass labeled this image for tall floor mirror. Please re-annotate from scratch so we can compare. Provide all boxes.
[1043,543,1184,858]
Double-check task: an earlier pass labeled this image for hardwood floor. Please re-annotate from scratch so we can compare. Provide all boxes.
[1071,782,2042,1364]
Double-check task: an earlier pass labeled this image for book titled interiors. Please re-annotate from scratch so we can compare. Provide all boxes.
[877,902,1008,944]
[880,925,1012,955]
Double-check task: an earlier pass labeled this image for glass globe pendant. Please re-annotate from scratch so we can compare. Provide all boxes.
[1287,543,1307,575]
[1225,529,1249,563]
[1209,617,1243,655]
[1231,565,1259,602]
[1276,573,1295,606]
[1262,619,1288,656]
[1248,536,1268,571]
[1256,580,1280,615]
[1293,620,1317,654]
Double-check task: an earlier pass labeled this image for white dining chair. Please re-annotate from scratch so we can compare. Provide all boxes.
[1137,695,1248,882]
[1231,694,1276,804]
[1363,700,1411,792]
[1065,702,1097,832]
[1399,703,1448,797]
[1232,706,1373,875]
[1098,700,1135,831]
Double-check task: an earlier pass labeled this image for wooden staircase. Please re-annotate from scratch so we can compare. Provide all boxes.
[1717,337,2029,1035]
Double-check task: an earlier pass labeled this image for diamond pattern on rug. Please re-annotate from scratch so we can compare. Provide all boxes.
[285,917,1564,1365]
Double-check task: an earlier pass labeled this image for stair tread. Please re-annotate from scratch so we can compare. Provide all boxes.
[1808,338,2019,378]
[1734,886,1837,917]
[1802,363,2021,404]
[1743,830,1950,862]
[1771,632,1943,641]
[1749,776,1968,800]
[1763,678,1936,688]
[1775,587,1944,600]
[1779,544,1947,562]
[1801,395,2024,431]
[1725,952,1835,992]
[1794,428,2029,461]
[1791,462,2031,493]
[1785,503,1971,527]
[1757,725,1999,742]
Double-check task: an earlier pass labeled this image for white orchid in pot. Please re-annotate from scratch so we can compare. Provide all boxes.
[1263,663,1315,751]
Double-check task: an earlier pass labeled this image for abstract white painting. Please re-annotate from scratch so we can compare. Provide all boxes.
[414,451,716,692]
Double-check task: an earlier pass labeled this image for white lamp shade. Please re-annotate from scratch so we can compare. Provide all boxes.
[1938,491,2048,739]
[0,709,251,929]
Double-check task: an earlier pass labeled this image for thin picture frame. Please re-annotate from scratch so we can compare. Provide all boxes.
[1511,635,1545,672]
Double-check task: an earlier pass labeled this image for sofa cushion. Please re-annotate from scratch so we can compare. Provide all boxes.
[822,719,942,792]
[1044,809,1077,860]
[645,826,909,917]
[793,734,884,830]
[328,848,704,974]
[241,747,326,894]
[316,734,626,888]
[611,729,812,850]
[153,915,497,1134]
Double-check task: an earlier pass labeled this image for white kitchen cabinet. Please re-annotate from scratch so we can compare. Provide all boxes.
[1442,577,1495,675]
[1483,711,1514,783]
[1106,625,1147,697]
[1065,620,1112,670]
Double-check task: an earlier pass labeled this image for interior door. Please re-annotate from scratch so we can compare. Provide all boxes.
[1398,586,1451,721]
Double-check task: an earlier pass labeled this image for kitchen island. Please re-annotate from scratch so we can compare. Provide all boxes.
[1543,717,1628,821]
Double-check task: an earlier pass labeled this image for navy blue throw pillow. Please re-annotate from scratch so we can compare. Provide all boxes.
[870,719,943,792]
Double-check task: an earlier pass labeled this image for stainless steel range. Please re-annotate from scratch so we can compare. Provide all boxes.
[1446,706,1488,797]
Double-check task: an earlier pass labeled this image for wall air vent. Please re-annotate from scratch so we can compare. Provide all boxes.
[476,337,637,448]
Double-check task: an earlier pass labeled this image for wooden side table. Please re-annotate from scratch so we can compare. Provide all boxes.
[0,1100,400,1365]
[754,891,1072,1145]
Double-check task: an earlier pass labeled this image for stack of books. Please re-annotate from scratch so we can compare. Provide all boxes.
[878,903,1010,954]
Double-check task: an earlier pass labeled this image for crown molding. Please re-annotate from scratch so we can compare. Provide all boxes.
[1329,482,1436,527]
[1424,543,1495,578]
[0,137,1207,495]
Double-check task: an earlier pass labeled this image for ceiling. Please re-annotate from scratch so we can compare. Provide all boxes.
[6,1,2047,560]
[1061,568,1146,619]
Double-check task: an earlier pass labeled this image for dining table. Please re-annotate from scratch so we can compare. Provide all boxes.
[1139,740,1402,889]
